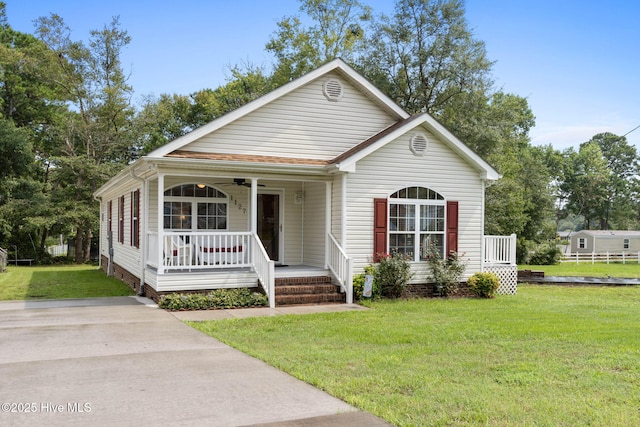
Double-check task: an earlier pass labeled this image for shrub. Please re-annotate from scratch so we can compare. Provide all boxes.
[426,242,467,297]
[159,288,268,311]
[375,252,413,298]
[529,243,561,265]
[467,272,500,298]
[352,265,378,301]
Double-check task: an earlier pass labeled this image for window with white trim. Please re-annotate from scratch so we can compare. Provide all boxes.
[624,238,629,249]
[578,238,586,249]
[389,186,445,261]
[163,184,228,231]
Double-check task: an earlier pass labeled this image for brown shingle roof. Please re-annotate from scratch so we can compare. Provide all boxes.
[167,150,329,166]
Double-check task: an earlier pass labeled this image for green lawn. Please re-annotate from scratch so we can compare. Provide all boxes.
[190,285,640,426]
[0,265,134,300]
[520,262,640,278]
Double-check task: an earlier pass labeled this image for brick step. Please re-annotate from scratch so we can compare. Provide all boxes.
[275,284,339,295]
[275,292,346,306]
[274,275,345,306]
[275,276,333,286]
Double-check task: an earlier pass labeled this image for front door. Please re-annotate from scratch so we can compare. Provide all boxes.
[257,193,281,262]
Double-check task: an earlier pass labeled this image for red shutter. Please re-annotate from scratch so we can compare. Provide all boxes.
[373,198,388,262]
[446,201,458,254]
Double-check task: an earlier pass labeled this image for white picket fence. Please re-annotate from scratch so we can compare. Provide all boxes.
[561,251,640,264]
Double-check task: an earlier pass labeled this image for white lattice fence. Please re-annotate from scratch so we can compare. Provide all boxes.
[483,264,517,295]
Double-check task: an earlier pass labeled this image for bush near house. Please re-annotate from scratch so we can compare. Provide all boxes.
[158,288,268,311]
[467,272,500,298]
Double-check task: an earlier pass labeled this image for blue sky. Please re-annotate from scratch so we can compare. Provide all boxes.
[6,0,640,151]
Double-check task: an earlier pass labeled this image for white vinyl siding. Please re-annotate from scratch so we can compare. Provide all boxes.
[100,188,143,281]
[303,181,326,267]
[344,127,485,282]
[182,72,396,160]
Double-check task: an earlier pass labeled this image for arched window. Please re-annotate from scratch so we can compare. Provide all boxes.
[389,186,445,261]
[163,184,228,231]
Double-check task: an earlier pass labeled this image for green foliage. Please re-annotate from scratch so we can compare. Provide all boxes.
[158,288,268,311]
[374,252,413,298]
[266,0,371,86]
[351,265,378,301]
[467,272,500,298]
[528,243,561,265]
[426,242,467,296]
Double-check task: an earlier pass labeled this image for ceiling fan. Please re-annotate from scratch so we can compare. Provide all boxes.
[214,178,265,188]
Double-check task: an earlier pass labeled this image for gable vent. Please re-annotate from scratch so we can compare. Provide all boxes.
[410,133,428,156]
[323,78,344,101]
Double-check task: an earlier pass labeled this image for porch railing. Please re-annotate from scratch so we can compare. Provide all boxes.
[148,231,275,308]
[327,233,353,304]
[251,233,275,308]
[162,231,252,270]
[484,233,517,265]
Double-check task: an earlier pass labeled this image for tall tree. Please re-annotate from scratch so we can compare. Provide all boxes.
[34,14,134,262]
[359,0,493,116]
[587,132,639,229]
[266,0,372,86]
[561,143,611,230]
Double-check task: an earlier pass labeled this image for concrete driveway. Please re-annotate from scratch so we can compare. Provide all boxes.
[0,297,390,426]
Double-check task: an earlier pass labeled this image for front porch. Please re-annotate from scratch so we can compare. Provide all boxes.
[143,230,352,308]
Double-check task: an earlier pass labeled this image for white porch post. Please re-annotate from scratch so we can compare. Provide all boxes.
[341,173,347,248]
[250,178,258,234]
[324,181,331,269]
[157,174,165,274]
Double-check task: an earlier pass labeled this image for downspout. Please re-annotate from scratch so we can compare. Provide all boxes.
[93,194,103,271]
[130,167,147,296]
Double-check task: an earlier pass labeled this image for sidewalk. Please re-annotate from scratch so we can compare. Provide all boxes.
[171,302,370,321]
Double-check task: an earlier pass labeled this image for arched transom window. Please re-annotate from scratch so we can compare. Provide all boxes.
[163,184,228,230]
[389,186,445,260]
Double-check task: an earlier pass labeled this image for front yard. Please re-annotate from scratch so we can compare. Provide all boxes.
[191,285,640,426]
[0,265,134,300]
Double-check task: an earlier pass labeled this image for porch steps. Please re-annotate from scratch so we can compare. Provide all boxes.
[274,276,346,305]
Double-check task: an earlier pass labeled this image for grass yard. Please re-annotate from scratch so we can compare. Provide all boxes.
[190,285,640,426]
[520,262,640,278]
[0,265,134,300]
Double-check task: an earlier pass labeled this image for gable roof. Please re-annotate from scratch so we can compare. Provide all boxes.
[575,230,640,238]
[147,58,409,158]
[329,113,501,180]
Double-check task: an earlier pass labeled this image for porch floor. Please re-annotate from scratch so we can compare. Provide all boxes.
[155,264,329,278]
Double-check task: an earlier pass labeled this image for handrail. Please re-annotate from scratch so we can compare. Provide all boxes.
[327,233,353,304]
[251,233,275,308]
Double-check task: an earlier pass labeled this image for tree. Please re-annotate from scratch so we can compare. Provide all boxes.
[359,0,493,116]
[266,0,372,86]
[561,143,611,230]
[34,14,134,262]
[587,132,639,229]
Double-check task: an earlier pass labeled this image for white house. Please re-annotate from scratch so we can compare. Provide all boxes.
[570,230,640,254]
[94,59,515,307]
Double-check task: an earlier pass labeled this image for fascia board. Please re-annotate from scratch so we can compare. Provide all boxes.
[334,115,501,181]
[148,59,409,158]
[148,157,329,177]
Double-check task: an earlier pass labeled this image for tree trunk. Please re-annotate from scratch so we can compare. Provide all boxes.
[82,225,92,263]
[74,226,83,264]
